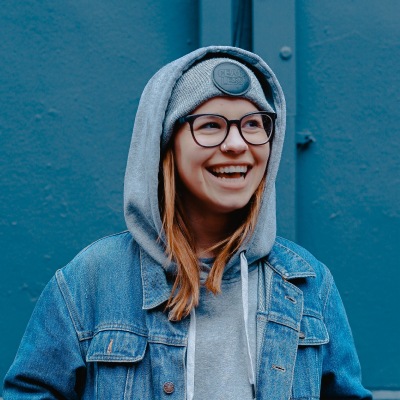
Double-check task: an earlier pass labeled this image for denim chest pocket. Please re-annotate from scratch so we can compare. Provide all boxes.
[298,311,329,346]
[86,329,148,400]
[291,311,329,400]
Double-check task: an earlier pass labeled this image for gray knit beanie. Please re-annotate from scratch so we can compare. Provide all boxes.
[162,57,273,149]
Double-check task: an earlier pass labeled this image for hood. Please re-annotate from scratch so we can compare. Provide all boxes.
[124,46,286,278]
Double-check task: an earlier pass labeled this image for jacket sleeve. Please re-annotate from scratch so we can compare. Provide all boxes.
[320,271,372,399]
[3,275,86,399]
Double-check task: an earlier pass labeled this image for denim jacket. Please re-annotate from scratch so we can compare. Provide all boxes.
[3,231,371,399]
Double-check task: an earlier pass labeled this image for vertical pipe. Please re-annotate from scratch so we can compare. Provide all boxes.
[199,0,233,46]
[253,0,297,241]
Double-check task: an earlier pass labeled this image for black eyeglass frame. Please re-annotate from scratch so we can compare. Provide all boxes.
[178,111,277,148]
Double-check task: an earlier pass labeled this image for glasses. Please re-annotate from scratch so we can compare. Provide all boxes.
[178,111,276,148]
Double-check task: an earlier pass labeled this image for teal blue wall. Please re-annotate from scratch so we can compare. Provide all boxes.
[0,0,199,388]
[1,0,399,394]
[295,2,400,389]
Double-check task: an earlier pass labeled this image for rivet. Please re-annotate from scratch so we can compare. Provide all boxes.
[163,381,175,394]
[299,331,306,339]
[106,339,114,354]
[279,46,292,60]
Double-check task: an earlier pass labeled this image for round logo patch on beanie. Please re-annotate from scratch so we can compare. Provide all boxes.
[212,61,251,95]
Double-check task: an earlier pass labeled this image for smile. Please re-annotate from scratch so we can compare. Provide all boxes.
[208,165,250,179]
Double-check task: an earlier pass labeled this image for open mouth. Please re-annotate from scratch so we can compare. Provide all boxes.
[208,165,250,179]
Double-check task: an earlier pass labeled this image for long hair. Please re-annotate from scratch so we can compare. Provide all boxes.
[160,147,266,321]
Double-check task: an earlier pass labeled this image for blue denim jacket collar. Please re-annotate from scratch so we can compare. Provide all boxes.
[140,236,317,313]
[140,247,171,310]
[267,239,317,280]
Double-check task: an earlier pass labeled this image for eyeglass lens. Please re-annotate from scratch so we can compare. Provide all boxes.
[191,113,273,147]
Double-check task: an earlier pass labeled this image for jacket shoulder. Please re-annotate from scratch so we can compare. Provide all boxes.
[270,236,331,280]
[55,231,146,336]
[66,230,134,266]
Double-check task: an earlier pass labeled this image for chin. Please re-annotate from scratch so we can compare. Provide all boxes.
[213,199,252,214]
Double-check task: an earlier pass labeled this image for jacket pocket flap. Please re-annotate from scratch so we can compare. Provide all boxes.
[298,313,329,346]
[86,330,147,362]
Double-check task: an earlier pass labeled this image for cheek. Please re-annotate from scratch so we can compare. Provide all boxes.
[173,134,203,187]
[255,145,271,174]
[173,132,188,171]
[264,146,271,170]
[174,140,191,178]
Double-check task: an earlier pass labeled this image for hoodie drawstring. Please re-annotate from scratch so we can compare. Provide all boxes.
[186,252,256,399]
[240,251,256,398]
[186,308,196,400]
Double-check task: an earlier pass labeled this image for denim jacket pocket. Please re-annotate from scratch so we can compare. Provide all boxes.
[291,311,329,399]
[298,310,329,346]
[86,329,148,399]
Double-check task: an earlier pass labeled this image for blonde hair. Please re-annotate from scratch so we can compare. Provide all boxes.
[160,147,266,321]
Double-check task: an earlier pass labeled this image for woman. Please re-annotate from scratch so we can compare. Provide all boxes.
[3,46,371,399]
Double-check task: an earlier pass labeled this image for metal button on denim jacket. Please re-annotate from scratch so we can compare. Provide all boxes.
[3,232,372,399]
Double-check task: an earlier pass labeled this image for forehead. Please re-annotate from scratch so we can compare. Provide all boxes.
[192,96,259,115]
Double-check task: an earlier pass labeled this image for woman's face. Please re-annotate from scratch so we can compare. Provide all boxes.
[173,97,271,216]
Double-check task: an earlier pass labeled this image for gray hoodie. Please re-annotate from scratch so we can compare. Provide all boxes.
[123,46,286,399]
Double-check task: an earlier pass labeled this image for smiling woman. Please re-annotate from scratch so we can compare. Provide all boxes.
[173,98,270,217]
[3,47,372,399]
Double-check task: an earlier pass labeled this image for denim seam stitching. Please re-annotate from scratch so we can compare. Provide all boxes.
[93,325,148,337]
[72,231,130,259]
[55,270,85,335]
[321,270,334,315]
[54,271,86,361]
[273,241,314,272]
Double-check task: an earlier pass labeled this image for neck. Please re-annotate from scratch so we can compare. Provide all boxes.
[181,205,244,258]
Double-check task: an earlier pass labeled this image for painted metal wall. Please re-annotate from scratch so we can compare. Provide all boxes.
[0,0,199,390]
[1,0,399,395]
[295,2,400,392]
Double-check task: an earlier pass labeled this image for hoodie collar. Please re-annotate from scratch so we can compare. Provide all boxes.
[140,238,317,311]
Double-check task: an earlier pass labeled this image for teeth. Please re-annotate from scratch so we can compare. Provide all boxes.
[212,165,248,174]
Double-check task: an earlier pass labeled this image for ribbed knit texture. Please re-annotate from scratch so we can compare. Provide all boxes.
[163,57,274,149]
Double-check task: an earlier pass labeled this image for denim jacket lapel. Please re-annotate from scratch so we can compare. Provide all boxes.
[256,240,316,399]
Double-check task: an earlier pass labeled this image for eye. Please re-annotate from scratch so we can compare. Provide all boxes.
[193,115,225,132]
[199,121,222,130]
[242,118,262,130]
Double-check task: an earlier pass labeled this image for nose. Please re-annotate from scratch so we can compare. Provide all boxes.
[220,124,248,153]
